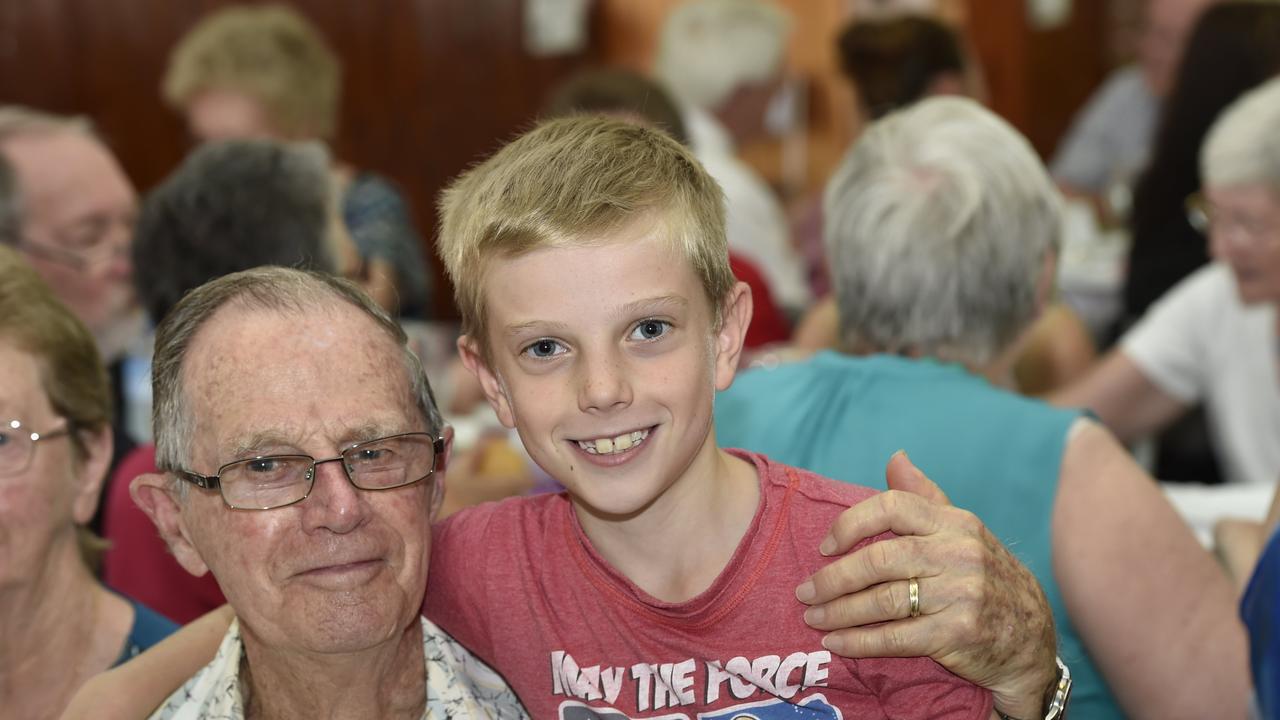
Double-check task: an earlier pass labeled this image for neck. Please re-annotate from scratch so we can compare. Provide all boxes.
[0,535,123,720]
[574,435,760,604]
[241,617,426,720]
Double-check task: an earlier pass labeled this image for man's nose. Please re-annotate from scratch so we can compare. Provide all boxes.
[300,458,369,534]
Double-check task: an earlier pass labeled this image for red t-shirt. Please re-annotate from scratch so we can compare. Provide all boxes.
[102,444,226,624]
[425,450,992,719]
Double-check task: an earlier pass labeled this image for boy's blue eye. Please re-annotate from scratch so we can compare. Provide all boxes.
[523,338,565,359]
[630,319,670,341]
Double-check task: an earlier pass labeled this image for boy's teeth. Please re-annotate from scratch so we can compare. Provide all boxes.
[578,429,649,455]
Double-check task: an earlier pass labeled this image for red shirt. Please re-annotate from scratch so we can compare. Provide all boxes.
[102,444,226,624]
[425,450,991,719]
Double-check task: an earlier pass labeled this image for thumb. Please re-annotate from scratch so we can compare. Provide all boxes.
[886,451,952,506]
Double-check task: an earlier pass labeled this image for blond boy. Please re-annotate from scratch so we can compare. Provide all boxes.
[428,116,992,718]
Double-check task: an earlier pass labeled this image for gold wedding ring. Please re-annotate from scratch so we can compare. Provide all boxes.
[908,577,921,618]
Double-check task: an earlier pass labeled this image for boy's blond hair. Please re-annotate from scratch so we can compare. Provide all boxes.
[438,116,734,353]
[162,4,341,140]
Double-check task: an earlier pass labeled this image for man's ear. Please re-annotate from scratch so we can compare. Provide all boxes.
[430,425,454,519]
[131,473,211,577]
[714,281,754,391]
[70,425,113,525]
[456,335,516,429]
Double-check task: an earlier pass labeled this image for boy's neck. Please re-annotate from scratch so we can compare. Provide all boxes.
[573,439,760,604]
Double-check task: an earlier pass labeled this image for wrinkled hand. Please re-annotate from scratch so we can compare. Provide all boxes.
[795,453,1057,718]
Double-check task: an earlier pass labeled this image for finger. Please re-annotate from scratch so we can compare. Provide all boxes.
[818,488,944,558]
[820,619,941,660]
[802,535,941,605]
[803,576,930,630]
[885,451,952,506]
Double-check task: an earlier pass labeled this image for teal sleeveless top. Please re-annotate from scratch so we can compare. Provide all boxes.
[716,352,1120,720]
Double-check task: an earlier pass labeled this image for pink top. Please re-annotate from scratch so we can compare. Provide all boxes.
[425,449,992,718]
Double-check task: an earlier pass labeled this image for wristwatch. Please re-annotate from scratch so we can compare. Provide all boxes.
[998,656,1072,720]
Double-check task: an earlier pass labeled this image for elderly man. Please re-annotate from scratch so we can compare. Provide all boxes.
[129,267,525,718]
[0,106,145,471]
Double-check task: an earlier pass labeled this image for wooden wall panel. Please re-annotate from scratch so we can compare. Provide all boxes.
[0,0,593,317]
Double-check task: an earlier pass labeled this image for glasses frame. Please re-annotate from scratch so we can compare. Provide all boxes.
[0,419,73,478]
[176,432,445,511]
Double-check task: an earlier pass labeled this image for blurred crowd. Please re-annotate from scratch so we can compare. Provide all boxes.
[4,1,1280,718]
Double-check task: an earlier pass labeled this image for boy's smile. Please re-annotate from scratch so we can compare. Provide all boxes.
[460,217,752,526]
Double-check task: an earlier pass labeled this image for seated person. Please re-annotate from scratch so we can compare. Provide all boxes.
[0,245,175,720]
[1052,74,1280,488]
[69,118,1061,719]
[717,97,1248,719]
[102,138,342,623]
[162,3,431,316]
[655,0,812,317]
[791,14,1096,394]
[0,106,145,475]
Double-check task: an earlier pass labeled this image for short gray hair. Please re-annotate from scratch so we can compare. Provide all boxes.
[655,0,791,110]
[1202,75,1280,190]
[824,96,1061,366]
[0,106,95,244]
[151,267,443,476]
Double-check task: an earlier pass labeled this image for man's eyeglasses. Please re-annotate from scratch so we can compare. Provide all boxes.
[176,432,445,511]
[0,419,72,478]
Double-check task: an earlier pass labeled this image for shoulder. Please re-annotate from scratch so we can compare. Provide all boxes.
[126,597,180,648]
[150,622,244,719]
[432,493,566,563]
[740,449,881,512]
[420,618,527,716]
[1087,65,1154,113]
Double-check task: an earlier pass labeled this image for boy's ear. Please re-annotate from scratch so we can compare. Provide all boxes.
[131,473,211,577]
[71,425,113,525]
[714,280,754,391]
[456,335,516,429]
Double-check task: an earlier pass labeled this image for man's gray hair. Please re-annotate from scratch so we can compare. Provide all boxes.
[0,106,95,247]
[151,267,444,476]
[824,96,1061,367]
[1202,75,1280,190]
[655,0,791,111]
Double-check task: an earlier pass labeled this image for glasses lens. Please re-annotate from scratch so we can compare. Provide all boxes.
[0,425,32,478]
[1186,196,1210,234]
[220,455,314,510]
[345,434,436,490]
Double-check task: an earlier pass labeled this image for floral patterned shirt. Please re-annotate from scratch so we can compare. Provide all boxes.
[150,617,527,719]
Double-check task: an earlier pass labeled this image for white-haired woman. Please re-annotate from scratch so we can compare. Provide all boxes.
[717,96,1249,719]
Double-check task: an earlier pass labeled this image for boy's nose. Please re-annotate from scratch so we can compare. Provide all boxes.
[577,349,633,413]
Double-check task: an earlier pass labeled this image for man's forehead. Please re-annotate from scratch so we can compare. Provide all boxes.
[1,130,135,214]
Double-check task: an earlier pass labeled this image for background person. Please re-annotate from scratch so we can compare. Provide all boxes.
[162,3,431,317]
[717,96,1249,719]
[0,106,144,476]
[0,245,174,720]
[654,0,811,318]
[1052,73,1280,490]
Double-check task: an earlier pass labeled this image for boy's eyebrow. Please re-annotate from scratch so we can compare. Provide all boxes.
[502,296,690,338]
[619,295,688,316]
[503,320,570,337]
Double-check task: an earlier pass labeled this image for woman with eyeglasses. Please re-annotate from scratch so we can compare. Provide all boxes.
[0,245,176,720]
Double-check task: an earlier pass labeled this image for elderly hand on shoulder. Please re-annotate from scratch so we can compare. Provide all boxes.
[798,453,1058,720]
